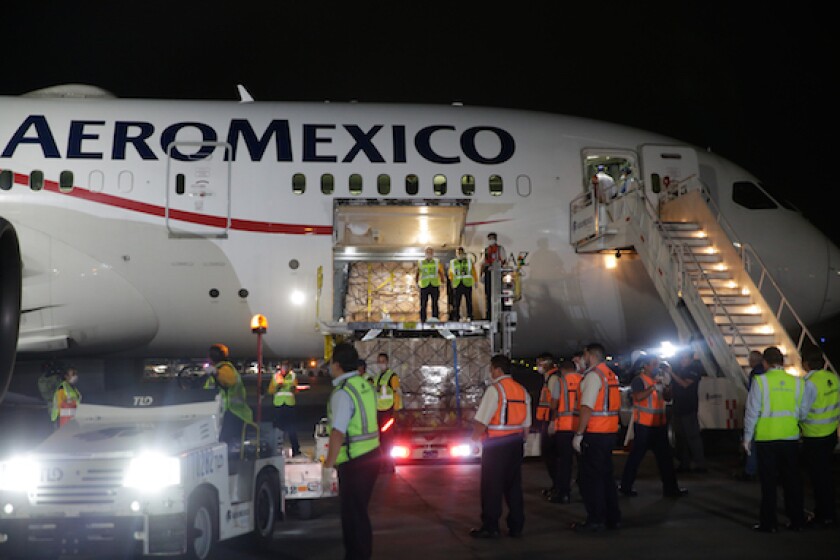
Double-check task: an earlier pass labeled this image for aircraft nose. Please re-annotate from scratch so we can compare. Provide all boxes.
[819,238,840,323]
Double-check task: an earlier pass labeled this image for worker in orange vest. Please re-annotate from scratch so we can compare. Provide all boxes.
[535,352,561,498]
[548,359,582,504]
[570,343,621,533]
[469,354,532,539]
[619,353,687,498]
[51,366,81,429]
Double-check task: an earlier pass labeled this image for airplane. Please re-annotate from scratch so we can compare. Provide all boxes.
[1,83,839,401]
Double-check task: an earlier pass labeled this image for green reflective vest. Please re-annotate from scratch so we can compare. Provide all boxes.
[374,369,397,411]
[449,258,475,288]
[209,361,254,425]
[417,258,441,288]
[801,369,840,438]
[328,375,380,465]
[754,368,803,441]
[272,370,297,407]
[51,381,81,422]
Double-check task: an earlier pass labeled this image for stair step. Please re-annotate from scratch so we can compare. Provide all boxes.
[689,270,732,280]
[718,324,776,335]
[666,238,712,248]
[723,334,776,346]
[702,295,753,305]
[714,314,764,325]
[696,287,744,297]
[709,304,761,315]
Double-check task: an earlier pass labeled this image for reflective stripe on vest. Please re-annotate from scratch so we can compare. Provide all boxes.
[449,258,474,288]
[632,373,667,427]
[51,381,81,422]
[801,369,840,438]
[418,258,441,288]
[755,368,803,441]
[375,369,396,411]
[555,372,581,432]
[536,369,559,421]
[487,377,528,438]
[217,361,254,425]
[329,375,380,465]
[273,371,296,407]
[584,363,620,433]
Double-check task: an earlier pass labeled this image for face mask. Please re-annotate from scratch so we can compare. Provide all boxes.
[537,366,545,374]
[489,240,497,246]
[69,375,78,384]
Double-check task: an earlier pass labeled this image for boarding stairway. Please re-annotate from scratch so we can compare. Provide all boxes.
[571,181,834,389]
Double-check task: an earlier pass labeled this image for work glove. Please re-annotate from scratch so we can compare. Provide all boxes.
[203,364,217,377]
[547,422,557,436]
[572,433,583,454]
[742,440,751,456]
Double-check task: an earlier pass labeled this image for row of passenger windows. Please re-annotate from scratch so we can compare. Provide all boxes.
[0,169,76,192]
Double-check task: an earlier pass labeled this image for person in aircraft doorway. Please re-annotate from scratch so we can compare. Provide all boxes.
[449,246,478,322]
[416,246,446,323]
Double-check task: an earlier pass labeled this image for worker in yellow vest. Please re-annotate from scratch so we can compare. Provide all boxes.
[323,343,381,559]
[268,359,301,456]
[799,349,838,528]
[448,246,478,322]
[51,366,81,429]
[743,346,808,532]
[374,352,402,473]
[205,343,255,444]
[415,246,446,323]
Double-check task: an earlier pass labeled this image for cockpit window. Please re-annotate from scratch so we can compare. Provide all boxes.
[757,181,797,211]
[732,181,777,210]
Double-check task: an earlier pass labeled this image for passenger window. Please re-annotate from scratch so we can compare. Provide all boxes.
[377,174,391,195]
[175,173,186,195]
[321,174,334,195]
[433,174,447,196]
[406,174,419,196]
[88,170,105,193]
[489,175,503,196]
[30,170,44,191]
[349,174,363,195]
[293,173,306,195]
[732,181,777,210]
[461,174,475,196]
[118,170,134,193]
[0,169,12,191]
[59,170,74,193]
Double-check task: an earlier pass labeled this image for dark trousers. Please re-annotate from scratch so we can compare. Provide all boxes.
[419,285,439,322]
[756,439,805,529]
[452,284,473,321]
[801,433,837,522]
[479,434,525,533]
[273,405,300,455]
[377,409,396,472]
[578,432,620,526]
[553,431,575,498]
[337,450,380,560]
[672,412,706,469]
[620,423,680,493]
[539,422,557,487]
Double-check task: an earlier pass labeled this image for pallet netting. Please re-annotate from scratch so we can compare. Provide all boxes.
[355,337,490,428]
[344,261,450,322]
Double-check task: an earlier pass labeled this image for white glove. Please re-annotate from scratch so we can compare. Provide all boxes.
[203,364,217,376]
[547,422,557,436]
[742,440,751,456]
[572,433,583,453]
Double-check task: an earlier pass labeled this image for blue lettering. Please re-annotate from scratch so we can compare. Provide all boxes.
[342,125,385,163]
[67,120,105,159]
[392,126,407,163]
[113,121,157,160]
[161,122,218,161]
[415,125,458,164]
[461,127,515,164]
[1,115,60,158]
[226,119,292,162]
[302,124,336,163]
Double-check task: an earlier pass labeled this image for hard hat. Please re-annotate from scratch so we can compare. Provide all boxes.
[210,343,229,358]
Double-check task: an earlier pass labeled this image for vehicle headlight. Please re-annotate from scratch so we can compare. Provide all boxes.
[0,456,40,492]
[123,453,181,491]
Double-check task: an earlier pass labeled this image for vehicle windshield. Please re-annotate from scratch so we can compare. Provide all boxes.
[80,378,218,408]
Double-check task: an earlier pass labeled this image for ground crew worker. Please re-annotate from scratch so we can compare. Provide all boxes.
[374,352,402,473]
[205,343,255,444]
[415,246,446,323]
[570,342,621,533]
[323,343,381,560]
[267,359,301,456]
[619,354,687,497]
[449,246,477,321]
[469,354,531,539]
[480,233,507,320]
[799,349,838,528]
[743,346,809,532]
[549,359,582,504]
[51,366,81,429]
[534,352,560,498]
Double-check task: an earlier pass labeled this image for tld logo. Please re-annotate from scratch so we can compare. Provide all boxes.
[133,396,154,406]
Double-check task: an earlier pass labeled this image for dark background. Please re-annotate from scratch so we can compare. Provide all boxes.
[3,2,837,358]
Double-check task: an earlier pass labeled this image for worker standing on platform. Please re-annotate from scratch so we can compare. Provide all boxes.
[449,246,478,322]
[323,343,381,560]
[480,233,507,321]
[205,343,254,444]
[570,342,621,533]
[549,359,582,504]
[51,366,81,429]
[374,352,402,473]
[534,352,560,498]
[469,354,531,539]
[415,246,446,323]
[743,346,808,532]
[268,359,301,457]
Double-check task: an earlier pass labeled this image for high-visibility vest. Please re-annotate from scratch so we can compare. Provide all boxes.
[52,381,81,425]
[272,370,297,407]
[484,244,502,268]
[754,368,803,441]
[417,258,441,288]
[487,377,528,438]
[581,363,620,433]
[555,372,582,432]
[632,373,667,427]
[374,369,398,411]
[213,361,254,425]
[801,369,839,438]
[328,375,380,465]
[536,368,560,421]
[449,258,475,288]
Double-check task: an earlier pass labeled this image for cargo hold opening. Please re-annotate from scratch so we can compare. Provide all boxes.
[332,199,470,323]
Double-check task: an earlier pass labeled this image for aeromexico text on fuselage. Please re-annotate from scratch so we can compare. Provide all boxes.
[0,115,516,164]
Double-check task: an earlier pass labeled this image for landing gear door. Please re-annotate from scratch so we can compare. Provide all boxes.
[639,145,699,213]
[165,141,232,238]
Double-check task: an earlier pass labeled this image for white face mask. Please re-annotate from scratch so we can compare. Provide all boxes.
[489,239,497,246]
[69,375,78,384]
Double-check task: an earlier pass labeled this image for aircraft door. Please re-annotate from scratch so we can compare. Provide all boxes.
[165,141,232,238]
[639,145,700,213]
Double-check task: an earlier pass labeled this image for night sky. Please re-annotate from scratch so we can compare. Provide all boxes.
[3,2,837,349]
